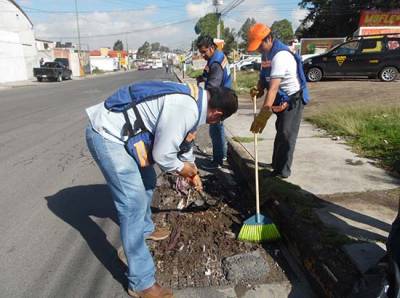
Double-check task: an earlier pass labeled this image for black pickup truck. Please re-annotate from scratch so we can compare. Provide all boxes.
[33,58,72,82]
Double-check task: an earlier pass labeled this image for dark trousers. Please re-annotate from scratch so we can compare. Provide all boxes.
[272,93,304,177]
[387,201,400,297]
[388,201,400,265]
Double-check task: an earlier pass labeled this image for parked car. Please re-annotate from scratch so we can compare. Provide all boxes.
[303,34,400,82]
[138,63,151,71]
[153,59,163,69]
[33,60,72,82]
[231,56,261,71]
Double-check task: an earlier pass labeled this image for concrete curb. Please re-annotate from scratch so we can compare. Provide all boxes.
[227,136,382,297]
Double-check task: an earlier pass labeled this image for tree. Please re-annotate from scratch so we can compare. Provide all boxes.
[160,45,170,53]
[113,40,124,51]
[222,27,237,55]
[151,42,160,52]
[137,41,151,59]
[194,13,223,38]
[238,17,256,50]
[298,0,400,38]
[271,19,294,44]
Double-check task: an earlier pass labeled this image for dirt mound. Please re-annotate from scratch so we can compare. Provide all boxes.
[149,173,286,289]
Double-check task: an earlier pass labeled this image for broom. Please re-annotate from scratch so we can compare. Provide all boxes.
[238,95,281,242]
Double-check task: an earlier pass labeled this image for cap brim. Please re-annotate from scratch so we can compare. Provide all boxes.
[247,39,262,52]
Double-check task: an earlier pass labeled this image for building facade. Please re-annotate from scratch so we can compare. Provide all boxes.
[0,0,38,83]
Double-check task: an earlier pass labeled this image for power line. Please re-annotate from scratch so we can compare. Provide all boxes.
[37,17,198,40]
[18,4,185,14]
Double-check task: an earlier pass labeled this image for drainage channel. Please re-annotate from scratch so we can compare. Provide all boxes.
[146,128,316,297]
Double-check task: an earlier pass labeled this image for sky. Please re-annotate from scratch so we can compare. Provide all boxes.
[13,0,308,50]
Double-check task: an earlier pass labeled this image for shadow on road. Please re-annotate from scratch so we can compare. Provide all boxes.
[45,184,128,288]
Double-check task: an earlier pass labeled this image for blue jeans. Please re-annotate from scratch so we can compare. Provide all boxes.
[209,122,227,164]
[85,125,156,291]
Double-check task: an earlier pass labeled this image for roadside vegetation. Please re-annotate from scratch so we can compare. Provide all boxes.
[186,68,203,79]
[235,71,258,94]
[307,105,400,170]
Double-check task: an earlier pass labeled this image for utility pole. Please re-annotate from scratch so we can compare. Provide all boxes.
[74,0,83,75]
[213,0,223,39]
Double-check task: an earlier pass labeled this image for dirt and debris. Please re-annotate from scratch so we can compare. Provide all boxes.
[147,172,287,289]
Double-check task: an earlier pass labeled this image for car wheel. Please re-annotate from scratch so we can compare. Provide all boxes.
[307,67,323,82]
[57,74,62,82]
[37,77,42,82]
[379,66,398,82]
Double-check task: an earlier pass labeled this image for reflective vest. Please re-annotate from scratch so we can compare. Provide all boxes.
[104,81,203,167]
[203,49,232,89]
[259,39,310,106]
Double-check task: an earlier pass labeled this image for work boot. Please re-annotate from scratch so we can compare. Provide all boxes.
[117,228,171,266]
[146,227,170,241]
[128,283,174,298]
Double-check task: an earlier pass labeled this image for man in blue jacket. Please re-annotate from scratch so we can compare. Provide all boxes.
[196,35,233,170]
[248,23,310,178]
[85,81,238,297]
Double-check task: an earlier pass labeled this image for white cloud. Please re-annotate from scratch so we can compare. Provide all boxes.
[186,0,213,18]
[223,0,279,32]
[33,6,194,50]
[291,8,308,30]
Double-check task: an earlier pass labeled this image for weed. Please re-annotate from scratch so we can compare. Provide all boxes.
[306,105,400,169]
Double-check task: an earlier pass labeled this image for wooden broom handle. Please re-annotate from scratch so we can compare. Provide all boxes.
[253,96,260,216]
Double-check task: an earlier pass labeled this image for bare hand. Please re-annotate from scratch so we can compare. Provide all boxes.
[188,174,203,191]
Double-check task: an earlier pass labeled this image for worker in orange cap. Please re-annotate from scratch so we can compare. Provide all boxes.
[247,23,310,178]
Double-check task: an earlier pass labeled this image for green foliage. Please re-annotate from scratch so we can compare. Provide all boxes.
[222,27,237,55]
[271,19,294,44]
[238,17,256,51]
[232,136,264,143]
[235,71,259,94]
[92,67,105,75]
[194,13,223,38]
[298,0,400,37]
[307,106,400,169]
[113,40,124,51]
[160,45,170,52]
[137,41,151,59]
[186,68,203,78]
[151,42,160,52]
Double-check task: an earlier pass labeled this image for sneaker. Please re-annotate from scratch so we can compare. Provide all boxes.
[128,283,174,298]
[271,171,289,179]
[146,227,170,241]
[201,161,222,170]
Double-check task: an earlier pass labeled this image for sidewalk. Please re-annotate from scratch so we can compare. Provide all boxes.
[0,69,136,90]
[175,69,400,296]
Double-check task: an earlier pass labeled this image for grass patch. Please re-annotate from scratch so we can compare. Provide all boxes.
[186,68,203,79]
[92,67,105,75]
[234,71,258,95]
[232,136,263,143]
[306,105,400,169]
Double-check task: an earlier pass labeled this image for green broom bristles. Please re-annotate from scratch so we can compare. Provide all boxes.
[238,214,281,242]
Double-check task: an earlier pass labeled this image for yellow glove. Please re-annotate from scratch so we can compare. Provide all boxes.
[250,108,273,134]
[250,86,264,99]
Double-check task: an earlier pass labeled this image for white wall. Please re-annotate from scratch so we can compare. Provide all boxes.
[90,57,119,72]
[0,30,27,82]
[0,0,38,82]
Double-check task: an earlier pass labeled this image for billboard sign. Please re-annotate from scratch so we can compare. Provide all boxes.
[359,10,400,27]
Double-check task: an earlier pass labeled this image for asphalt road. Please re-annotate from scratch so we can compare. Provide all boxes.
[0,70,175,297]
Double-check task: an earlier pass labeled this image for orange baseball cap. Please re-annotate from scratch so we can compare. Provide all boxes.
[247,23,271,52]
